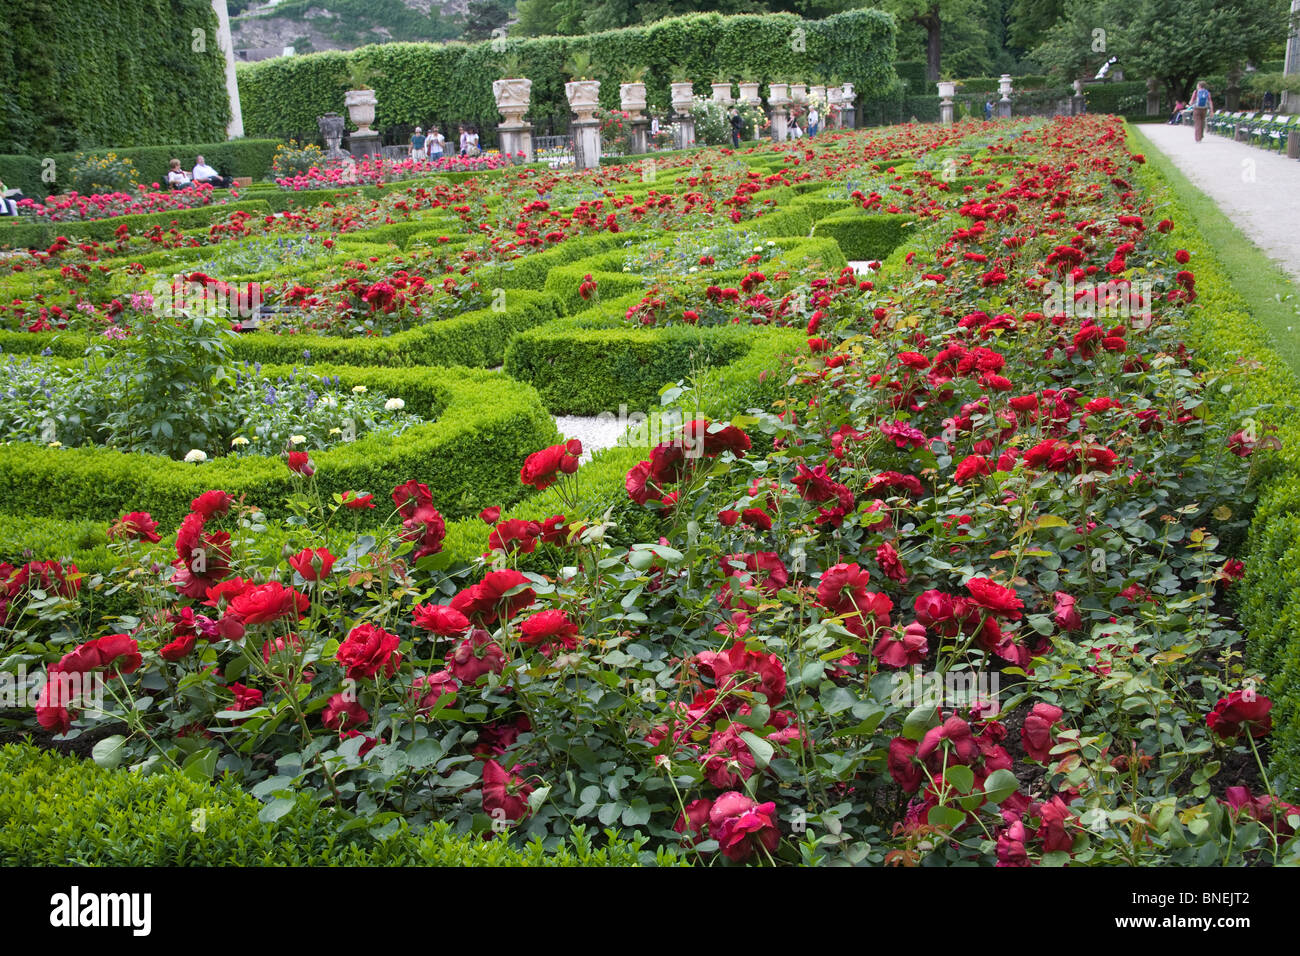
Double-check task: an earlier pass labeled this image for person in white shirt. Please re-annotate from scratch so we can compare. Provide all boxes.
[428,129,445,161]
[191,155,230,188]
[459,126,469,156]
[808,107,820,137]
[466,129,480,155]
[167,159,193,189]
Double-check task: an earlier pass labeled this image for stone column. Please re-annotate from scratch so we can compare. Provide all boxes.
[1226,67,1242,111]
[1072,79,1086,117]
[670,82,696,149]
[998,74,1012,119]
[938,81,956,125]
[494,78,535,164]
[573,118,601,168]
[499,123,534,164]
[840,82,855,129]
[1146,77,1161,116]
[211,0,244,138]
[768,83,790,141]
[630,119,649,154]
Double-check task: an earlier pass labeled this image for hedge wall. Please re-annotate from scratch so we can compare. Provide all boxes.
[810,211,915,261]
[0,744,675,866]
[236,9,897,141]
[0,363,559,527]
[0,0,231,155]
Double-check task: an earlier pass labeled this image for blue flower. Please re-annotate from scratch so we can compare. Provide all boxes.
[41,348,52,357]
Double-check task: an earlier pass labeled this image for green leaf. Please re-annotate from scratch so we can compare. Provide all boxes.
[91,735,127,770]
[902,703,940,741]
[982,768,1019,805]
[258,797,297,823]
[945,764,975,795]
[739,731,774,770]
[181,747,218,782]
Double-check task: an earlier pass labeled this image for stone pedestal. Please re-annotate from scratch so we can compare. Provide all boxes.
[1071,94,1086,116]
[573,118,601,169]
[499,122,534,164]
[1146,78,1161,116]
[630,118,650,154]
[769,107,788,141]
[348,131,382,160]
[938,81,956,126]
[1235,124,1249,142]
[674,116,696,150]
[840,106,856,129]
[998,100,1011,119]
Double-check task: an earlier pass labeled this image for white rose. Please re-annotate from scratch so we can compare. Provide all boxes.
[230,436,249,447]
[384,398,405,412]
[184,449,208,463]
[289,434,307,445]
[352,385,367,394]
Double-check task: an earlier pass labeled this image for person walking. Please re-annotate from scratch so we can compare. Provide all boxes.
[428,128,445,162]
[808,105,820,137]
[984,99,993,121]
[410,127,427,161]
[1191,82,1213,143]
[728,108,744,148]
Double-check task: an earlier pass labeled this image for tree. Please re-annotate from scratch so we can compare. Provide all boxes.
[1031,0,1124,82]
[1007,0,1066,51]
[1119,0,1289,102]
[462,0,514,42]
[881,0,986,82]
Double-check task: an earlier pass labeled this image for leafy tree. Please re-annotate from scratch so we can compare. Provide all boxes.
[1031,0,1123,82]
[880,0,987,81]
[1007,0,1066,51]
[463,0,514,42]
[514,0,591,34]
[1119,0,1289,102]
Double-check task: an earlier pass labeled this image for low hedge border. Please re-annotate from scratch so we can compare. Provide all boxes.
[0,322,808,580]
[0,200,275,249]
[541,235,849,316]
[0,743,674,866]
[0,289,560,370]
[810,210,916,261]
[1129,126,1300,788]
[0,362,559,528]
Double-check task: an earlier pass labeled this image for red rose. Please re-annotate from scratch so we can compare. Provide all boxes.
[190,489,234,518]
[520,440,581,491]
[109,511,161,543]
[1052,591,1083,631]
[286,450,315,476]
[518,608,580,651]
[340,490,375,509]
[411,603,470,637]
[965,577,1024,620]
[674,798,713,843]
[954,454,992,485]
[228,581,309,627]
[1206,689,1272,739]
[451,569,535,625]
[1036,796,1076,853]
[888,737,922,792]
[288,547,335,581]
[323,692,369,731]
[873,622,928,668]
[1021,702,1065,762]
[446,629,507,683]
[708,791,780,862]
[482,759,534,823]
[411,670,459,713]
[229,682,264,711]
[57,634,142,675]
[336,623,402,681]
[479,506,501,524]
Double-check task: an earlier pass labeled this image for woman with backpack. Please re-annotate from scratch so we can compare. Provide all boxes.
[1191,82,1213,143]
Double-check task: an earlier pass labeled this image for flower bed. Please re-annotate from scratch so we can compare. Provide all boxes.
[275,154,509,191]
[2,118,1296,868]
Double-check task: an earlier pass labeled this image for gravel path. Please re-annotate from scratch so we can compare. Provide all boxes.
[553,414,630,461]
[1136,123,1300,283]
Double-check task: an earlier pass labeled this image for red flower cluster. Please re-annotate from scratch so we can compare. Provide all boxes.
[391,480,446,561]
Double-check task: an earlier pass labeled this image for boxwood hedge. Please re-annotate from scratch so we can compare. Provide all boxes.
[0,743,677,866]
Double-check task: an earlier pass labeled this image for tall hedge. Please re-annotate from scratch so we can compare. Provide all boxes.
[236,9,897,141]
[0,0,231,155]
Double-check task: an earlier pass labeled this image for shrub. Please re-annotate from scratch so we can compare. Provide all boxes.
[67,152,140,195]
[0,743,676,866]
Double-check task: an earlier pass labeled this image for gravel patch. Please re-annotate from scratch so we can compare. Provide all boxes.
[553,414,631,461]
[848,259,881,274]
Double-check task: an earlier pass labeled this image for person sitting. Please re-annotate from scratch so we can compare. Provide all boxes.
[1169,100,1186,124]
[191,155,230,189]
[166,159,193,190]
[0,178,20,216]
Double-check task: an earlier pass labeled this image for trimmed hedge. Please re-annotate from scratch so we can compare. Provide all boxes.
[540,236,849,316]
[0,0,229,156]
[810,211,915,260]
[0,200,274,249]
[0,363,559,527]
[0,743,675,866]
[236,10,897,142]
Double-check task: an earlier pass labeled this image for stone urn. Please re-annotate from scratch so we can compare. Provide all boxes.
[711,82,734,104]
[492,77,532,124]
[344,89,378,135]
[937,81,956,126]
[317,112,347,161]
[790,84,808,104]
[670,81,696,115]
[810,85,827,106]
[619,81,647,118]
[767,82,790,107]
[738,82,761,106]
[565,80,601,122]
